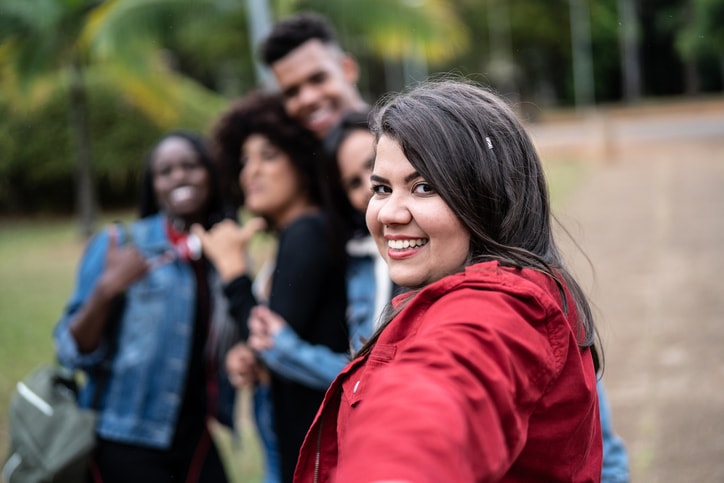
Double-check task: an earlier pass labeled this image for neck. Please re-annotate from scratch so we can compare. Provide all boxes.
[168,214,205,233]
[273,202,319,231]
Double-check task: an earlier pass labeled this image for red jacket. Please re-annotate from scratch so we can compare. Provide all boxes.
[294,261,602,483]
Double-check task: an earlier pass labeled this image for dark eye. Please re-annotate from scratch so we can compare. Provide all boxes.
[371,183,390,195]
[346,176,363,190]
[283,86,299,99]
[310,72,327,85]
[154,165,172,177]
[182,159,203,172]
[413,182,435,195]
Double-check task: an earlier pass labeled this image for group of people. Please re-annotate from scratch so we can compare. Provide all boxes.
[53,11,629,483]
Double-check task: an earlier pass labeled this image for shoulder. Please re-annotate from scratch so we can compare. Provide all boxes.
[280,212,328,244]
[126,214,167,247]
[415,261,565,319]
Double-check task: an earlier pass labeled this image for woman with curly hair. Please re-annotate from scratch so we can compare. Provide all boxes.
[193,91,349,483]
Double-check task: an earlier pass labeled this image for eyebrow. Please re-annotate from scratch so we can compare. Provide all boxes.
[370,170,421,184]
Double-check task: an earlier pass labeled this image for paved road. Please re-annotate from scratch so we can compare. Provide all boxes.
[532,102,724,482]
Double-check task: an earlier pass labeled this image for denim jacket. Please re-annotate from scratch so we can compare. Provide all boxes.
[54,214,238,449]
[259,236,387,390]
[598,381,631,482]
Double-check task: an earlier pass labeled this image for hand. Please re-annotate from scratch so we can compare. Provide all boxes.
[191,218,266,281]
[248,305,288,352]
[225,342,258,388]
[98,224,149,299]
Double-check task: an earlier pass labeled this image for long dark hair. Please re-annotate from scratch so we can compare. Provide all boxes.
[361,79,599,369]
[321,109,372,241]
[138,130,233,229]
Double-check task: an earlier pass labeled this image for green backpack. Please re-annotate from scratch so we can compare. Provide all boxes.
[3,222,130,482]
[2,365,97,483]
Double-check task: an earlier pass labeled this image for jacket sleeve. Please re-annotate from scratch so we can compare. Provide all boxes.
[222,274,256,340]
[335,286,567,482]
[54,229,113,369]
[258,325,350,389]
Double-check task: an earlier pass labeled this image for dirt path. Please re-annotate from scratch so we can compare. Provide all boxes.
[531,101,724,482]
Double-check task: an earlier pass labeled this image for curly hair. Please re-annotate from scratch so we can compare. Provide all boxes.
[210,90,323,211]
[260,11,338,66]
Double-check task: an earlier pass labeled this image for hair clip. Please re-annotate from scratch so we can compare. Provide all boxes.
[485,136,493,150]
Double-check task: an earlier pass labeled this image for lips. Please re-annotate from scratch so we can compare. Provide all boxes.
[385,237,429,261]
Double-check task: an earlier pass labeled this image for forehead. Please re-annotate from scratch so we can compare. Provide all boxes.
[374,136,415,175]
[153,137,196,162]
[271,39,343,89]
[339,130,374,165]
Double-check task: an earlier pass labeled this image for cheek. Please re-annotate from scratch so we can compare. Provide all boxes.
[443,222,471,267]
[197,172,211,196]
[152,178,167,204]
[285,97,301,117]
[365,201,380,234]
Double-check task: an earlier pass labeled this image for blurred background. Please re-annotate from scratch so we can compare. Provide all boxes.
[0,0,722,234]
[1,1,723,482]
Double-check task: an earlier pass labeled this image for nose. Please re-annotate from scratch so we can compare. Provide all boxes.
[297,84,320,108]
[240,157,259,184]
[376,192,412,227]
[169,164,189,184]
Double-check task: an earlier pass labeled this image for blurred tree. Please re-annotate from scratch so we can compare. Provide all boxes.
[618,0,642,102]
[675,0,724,92]
[284,0,469,95]
[0,0,227,236]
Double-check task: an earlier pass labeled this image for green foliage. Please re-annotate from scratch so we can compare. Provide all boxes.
[0,83,166,213]
[676,0,724,61]
[296,0,469,65]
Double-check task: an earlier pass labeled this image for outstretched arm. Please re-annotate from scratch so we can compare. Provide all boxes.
[248,305,350,389]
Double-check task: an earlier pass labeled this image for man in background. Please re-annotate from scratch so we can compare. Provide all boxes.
[259,11,368,140]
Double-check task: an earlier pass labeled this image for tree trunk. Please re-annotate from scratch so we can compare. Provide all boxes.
[569,0,596,110]
[617,0,642,102]
[69,60,96,238]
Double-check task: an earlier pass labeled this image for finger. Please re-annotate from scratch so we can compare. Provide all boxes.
[240,217,267,240]
[248,315,264,334]
[107,224,119,248]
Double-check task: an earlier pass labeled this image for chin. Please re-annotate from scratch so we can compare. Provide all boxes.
[390,273,424,291]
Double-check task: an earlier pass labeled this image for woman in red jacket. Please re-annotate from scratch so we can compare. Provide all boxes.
[293,79,603,482]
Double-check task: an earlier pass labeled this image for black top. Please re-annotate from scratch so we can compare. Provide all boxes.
[225,212,348,483]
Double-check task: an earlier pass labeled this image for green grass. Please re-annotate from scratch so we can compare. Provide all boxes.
[0,158,585,481]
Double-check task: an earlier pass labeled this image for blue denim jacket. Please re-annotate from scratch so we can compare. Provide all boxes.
[54,214,238,449]
[598,380,631,482]
[259,247,380,390]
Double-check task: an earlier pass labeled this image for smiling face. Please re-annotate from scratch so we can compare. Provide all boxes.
[272,39,363,139]
[240,134,309,227]
[337,129,375,214]
[152,136,211,224]
[366,135,471,289]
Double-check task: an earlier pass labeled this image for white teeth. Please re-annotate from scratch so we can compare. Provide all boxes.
[388,239,427,250]
[308,107,331,122]
[170,186,194,203]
